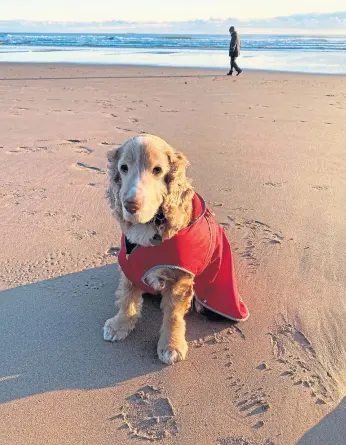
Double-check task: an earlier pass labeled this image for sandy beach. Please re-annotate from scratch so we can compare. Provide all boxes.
[0,63,345,445]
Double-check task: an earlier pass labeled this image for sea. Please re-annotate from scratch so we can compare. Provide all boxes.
[1,32,346,74]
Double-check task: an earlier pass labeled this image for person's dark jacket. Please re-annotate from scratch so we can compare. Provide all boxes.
[229,31,241,57]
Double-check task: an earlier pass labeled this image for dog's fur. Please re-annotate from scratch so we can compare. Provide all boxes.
[104,134,196,364]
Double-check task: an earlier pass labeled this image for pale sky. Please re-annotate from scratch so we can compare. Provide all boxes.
[2,0,346,22]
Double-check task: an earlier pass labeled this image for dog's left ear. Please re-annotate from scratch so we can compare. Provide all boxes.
[165,151,189,186]
[162,150,193,237]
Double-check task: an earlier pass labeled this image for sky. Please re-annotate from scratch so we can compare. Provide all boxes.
[2,0,346,22]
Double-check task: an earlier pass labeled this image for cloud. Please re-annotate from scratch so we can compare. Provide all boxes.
[1,12,346,33]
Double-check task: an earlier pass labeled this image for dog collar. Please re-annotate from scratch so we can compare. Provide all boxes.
[154,209,166,228]
[149,208,165,246]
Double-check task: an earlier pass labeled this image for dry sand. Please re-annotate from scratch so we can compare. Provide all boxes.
[0,63,345,445]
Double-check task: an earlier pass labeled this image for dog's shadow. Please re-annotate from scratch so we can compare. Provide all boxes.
[0,264,231,404]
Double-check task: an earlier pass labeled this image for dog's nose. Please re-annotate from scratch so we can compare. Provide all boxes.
[124,198,142,214]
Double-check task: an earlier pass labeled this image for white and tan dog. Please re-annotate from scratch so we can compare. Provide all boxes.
[103,134,249,365]
[104,134,195,365]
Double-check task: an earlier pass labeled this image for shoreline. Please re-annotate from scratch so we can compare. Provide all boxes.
[1,61,346,79]
[2,32,346,75]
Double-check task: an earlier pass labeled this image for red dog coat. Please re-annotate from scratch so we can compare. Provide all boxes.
[118,193,249,321]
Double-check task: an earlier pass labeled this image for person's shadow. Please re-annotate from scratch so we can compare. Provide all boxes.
[0,264,229,403]
[297,397,346,444]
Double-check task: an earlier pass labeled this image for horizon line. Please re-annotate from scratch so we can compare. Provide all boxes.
[1,10,346,24]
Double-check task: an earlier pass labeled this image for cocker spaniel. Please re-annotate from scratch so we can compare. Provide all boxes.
[103,134,249,365]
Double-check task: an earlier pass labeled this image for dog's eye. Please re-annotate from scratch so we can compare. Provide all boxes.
[152,166,162,176]
[120,164,128,174]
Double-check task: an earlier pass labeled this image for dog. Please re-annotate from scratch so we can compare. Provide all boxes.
[103,134,249,365]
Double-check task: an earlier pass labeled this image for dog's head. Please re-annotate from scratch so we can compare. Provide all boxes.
[107,134,191,228]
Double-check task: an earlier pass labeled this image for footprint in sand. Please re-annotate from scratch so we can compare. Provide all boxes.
[74,162,105,174]
[115,126,133,133]
[217,345,273,432]
[71,214,82,222]
[225,216,284,272]
[264,181,286,187]
[76,146,93,154]
[66,139,87,143]
[22,210,39,216]
[220,188,232,192]
[230,375,271,417]
[44,210,59,217]
[218,437,275,445]
[237,397,271,417]
[68,229,97,240]
[100,141,118,146]
[119,386,178,441]
[128,117,139,123]
[96,99,112,105]
[6,146,50,154]
[190,325,245,349]
[256,362,269,371]
[268,324,335,403]
[311,185,330,191]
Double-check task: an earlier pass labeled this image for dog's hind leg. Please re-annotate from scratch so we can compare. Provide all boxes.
[103,271,143,341]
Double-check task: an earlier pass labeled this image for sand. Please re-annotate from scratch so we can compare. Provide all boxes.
[0,63,345,445]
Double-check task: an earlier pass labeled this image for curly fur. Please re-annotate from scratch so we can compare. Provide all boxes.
[104,134,196,365]
[106,134,193,244]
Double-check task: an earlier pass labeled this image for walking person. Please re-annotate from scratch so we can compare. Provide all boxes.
[227,26,242,76]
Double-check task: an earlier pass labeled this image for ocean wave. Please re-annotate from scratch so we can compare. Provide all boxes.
[161,36,193,40]
[0,32,345,53]
[141,50,179,54]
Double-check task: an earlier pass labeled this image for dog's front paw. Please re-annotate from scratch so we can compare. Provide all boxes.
[103,317,133,342]
[157,342,188,365]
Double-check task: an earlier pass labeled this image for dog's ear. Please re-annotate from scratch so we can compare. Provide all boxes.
[164,151,189,187]
[107,144,124,184]
[106,144,124,219]
[162,150,193,237]
[107,144,123,163]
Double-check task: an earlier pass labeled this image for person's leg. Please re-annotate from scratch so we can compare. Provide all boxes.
[233,57,242,75]
[231,56,235,73]
[227,57,233,75]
